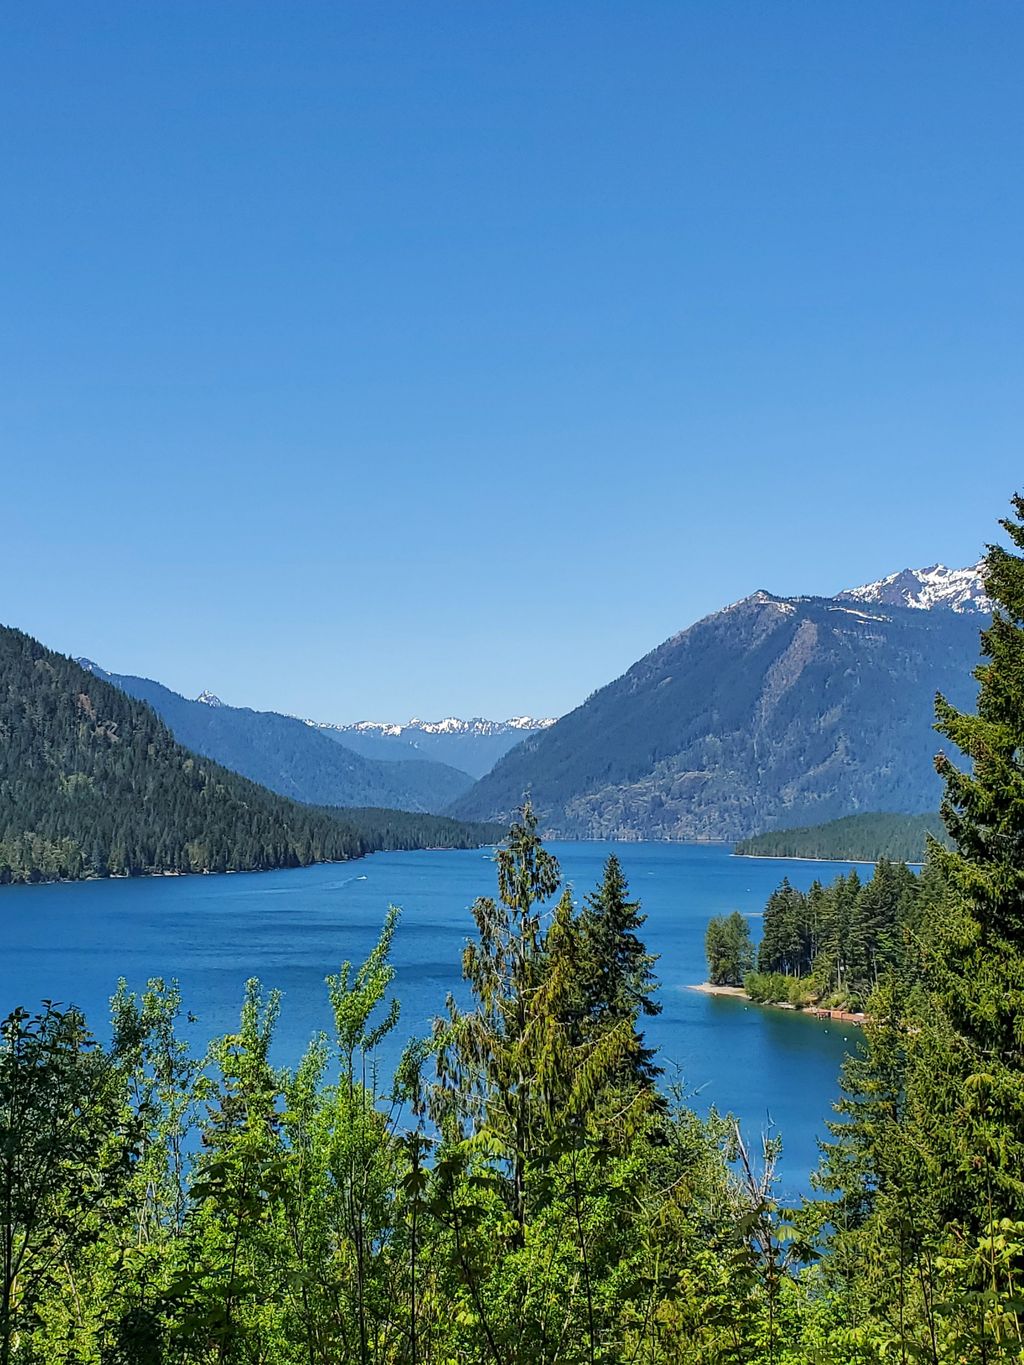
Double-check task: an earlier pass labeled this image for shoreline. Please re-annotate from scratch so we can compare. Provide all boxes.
[731,846,928,868]
[0,857,353,889]
[687,982,867,1026]
[733,852,898,868]
[0,842,499,891]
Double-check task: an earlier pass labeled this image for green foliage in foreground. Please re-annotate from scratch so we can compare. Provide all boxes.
[735,809,952,863]
[3,791,1023,1363]
[0,625,498,883]
[810,497,1024,1363]
[1,784,1023,1363]
[0,817,774,1365]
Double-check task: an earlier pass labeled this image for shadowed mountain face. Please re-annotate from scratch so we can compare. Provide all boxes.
[448,592,986,840]
[78,663,475,814]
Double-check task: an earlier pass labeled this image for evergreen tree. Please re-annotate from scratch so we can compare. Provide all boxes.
[742,863,920,1007]
[925,494,1024,1225]
[815,496,1024,1359]
[705,911,755,986]
[757,879,806,976]
[577,853,663,1088]
[430,802,561,1242]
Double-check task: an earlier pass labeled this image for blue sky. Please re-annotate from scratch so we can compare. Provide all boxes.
[2,2,1021,721]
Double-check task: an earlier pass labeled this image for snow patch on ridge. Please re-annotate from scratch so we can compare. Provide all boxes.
[828,605,890,623]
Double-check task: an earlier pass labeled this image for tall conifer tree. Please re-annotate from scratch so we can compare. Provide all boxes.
[927,493,1024,1222]
[577,854,663,1088]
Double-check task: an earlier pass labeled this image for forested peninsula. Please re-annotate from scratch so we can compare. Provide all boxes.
[734,809,951,864]
[0,626,499,883]
[706,857,925,1012]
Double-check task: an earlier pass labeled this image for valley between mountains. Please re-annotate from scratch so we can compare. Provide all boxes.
[19,559,985,859]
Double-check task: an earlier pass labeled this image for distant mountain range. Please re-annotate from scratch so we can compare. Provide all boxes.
[31,557,993,847]
[77,663,478,814]
[309,715,557,779]
[449,563,990,840]
[75,663,553,809]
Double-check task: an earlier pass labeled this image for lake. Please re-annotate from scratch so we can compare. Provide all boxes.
[0,841,863,1194]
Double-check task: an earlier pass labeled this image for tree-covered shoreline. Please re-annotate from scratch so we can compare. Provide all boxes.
[711,833,941,1014]
[734,810,952,864]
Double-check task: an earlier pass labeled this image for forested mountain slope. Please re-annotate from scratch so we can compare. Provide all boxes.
[450,591,985,840]
[735,810,951,863]
[0,627,496,883]
[79,663,474,813]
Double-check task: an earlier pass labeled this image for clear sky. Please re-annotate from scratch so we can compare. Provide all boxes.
[2,2,1021,722]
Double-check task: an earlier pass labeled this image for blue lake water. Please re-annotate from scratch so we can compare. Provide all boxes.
[0,842,862,1194]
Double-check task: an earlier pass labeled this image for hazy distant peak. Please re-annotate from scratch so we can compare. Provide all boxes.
[317,716,557,737]
[78,658,227,707]
[839,561,991,614]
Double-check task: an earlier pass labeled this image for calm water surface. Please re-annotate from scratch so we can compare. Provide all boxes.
[0,842,862,1193]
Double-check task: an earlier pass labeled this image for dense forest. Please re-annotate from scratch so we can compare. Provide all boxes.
[735,810,951,863]
[3,494,1024,1362]
[0,627,499,883]
[745,859,924,1009]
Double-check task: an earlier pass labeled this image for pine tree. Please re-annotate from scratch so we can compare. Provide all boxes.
[430,802,560,1243]
[577,854,663,1088]
[705,911,754,987]
[757,879,805,975]
[818,496,1024,1358]
[926,493,1024,1224]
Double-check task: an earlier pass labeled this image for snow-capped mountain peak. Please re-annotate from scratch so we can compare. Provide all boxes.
[195,690,223,707]
[303,714,558,781]
[839,561,992,614]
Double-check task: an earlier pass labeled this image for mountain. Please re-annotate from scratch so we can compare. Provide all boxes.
[77,663,475,814]
[311,715,557,779]
[0,626,498,884]
[449,575,988,841]
[839,560,992,613]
